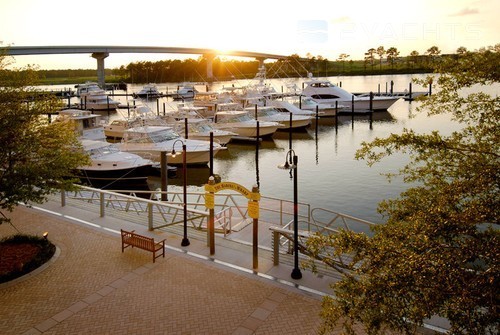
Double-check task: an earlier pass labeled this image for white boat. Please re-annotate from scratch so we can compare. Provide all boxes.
[75,81,101,96]
[104,119,133,139]
[214,110,283,138]
[171,84,197,100]
[134,84,162,99]
[192,92,239,116]
[56,109,106,140]
[117,125,224,165]
[301,78,400,111]
[266,100,321,117]
[288,96,345,117]
[166,106,237,146]
[103,103,153,139]
[174,119,236,146]
[75,82,120,110]
[77,140,154,189]
[244,106,312,130]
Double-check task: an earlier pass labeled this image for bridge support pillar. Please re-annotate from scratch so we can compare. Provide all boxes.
[92,52,109,88]
[204,53,215,82]
[256,57,266,67]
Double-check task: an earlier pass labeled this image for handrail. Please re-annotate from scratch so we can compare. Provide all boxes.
[59,185,374,275]
[310,207,374,235]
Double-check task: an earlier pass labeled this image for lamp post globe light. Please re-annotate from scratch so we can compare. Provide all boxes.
[171,139,190,247]
[277,149,302,280]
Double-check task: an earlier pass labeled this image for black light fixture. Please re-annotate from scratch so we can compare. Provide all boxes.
[172,139,190,247]
[277,149,302,280]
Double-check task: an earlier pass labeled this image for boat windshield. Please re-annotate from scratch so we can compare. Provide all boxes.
[125,128,179,143]
[310,81,334,88]
[301,98,316,106]
[225,113,253,123]
[88,144,118,157]
[193,123,213,132]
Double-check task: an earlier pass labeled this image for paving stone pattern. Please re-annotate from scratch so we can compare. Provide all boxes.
[0,206,349,334]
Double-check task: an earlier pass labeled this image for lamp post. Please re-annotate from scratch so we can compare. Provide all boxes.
[172,139,190,247]
[277,149,302,280]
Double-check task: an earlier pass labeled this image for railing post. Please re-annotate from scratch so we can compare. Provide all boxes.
[280,200,283,226]
[100,192,105,217]
[148,203,153,231]
[273,230,280,265]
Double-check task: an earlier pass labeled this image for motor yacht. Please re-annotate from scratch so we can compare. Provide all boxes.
[214,110,283,138]
[244,106,312,130]
[286,96,346,117]
[77,139,154,190]
[301,78,400,111]
[104,104,163,140]
[134,84,162,99]
[75,82,121,110]
[266,99,321,117]
[56,109,106,140]
[104,119,133,140]
[164,106,237,146]
[117,125,224,165]
[171,84,197,100]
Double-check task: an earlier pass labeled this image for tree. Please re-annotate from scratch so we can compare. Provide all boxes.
[0,50,90,226]
[376,46,386,70]
[386,47,400,69]
[337,53,350,73]
[305,44,500,335]
[425,45,441,66]
[364,48,376,71]
[456,46,468,55]
[409,50,420,68]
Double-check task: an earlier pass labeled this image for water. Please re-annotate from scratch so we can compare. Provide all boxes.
[42,74,462,224]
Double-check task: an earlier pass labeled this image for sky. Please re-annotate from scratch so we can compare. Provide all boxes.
[1,0,498,70]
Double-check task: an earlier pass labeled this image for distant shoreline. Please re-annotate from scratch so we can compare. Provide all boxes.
[36,69,433,86]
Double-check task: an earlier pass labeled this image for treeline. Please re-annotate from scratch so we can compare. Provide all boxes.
[30,45,471,84]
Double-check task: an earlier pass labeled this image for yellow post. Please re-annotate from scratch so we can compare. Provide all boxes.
[206,176,215,255]
[249,185,260,270]
[204,180,260,267]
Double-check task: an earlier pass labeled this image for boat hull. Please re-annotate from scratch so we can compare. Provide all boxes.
[188,134,234,146]
[123,148,216,166]
[309,97,399,111]
[76,164,153,190]
[215,124,281,138]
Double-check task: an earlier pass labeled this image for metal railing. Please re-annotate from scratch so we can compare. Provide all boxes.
[58,185,374,273]
[269,207,375,274]
[59,185,311,234]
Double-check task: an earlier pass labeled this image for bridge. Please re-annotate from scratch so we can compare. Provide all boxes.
[6,46,289,87]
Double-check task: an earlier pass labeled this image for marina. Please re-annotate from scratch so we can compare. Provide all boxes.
[39,73,453,225]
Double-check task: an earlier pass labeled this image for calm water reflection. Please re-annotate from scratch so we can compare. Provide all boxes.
[44,74,461,224]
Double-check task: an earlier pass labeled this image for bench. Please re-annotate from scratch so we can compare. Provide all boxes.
[121,229,165,263]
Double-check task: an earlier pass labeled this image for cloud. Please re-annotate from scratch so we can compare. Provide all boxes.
[296,20,328,43]
[449,7,479,16]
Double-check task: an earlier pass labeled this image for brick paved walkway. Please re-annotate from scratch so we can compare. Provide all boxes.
[0,206,340,335]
